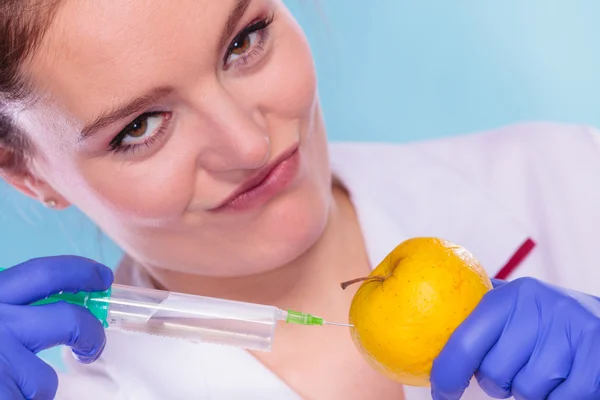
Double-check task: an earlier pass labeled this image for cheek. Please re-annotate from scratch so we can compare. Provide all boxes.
[66,155,197,225]
[23,109,199,226]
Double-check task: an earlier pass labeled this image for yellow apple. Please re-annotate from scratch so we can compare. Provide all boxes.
[342,237,493,387]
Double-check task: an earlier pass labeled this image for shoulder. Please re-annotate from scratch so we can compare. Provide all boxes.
[329,122,600,206]
[330,122,600,176]
[414,122,600,180]
[402,122,600,220]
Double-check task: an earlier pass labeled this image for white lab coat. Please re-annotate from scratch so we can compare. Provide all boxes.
[55,122,600,400]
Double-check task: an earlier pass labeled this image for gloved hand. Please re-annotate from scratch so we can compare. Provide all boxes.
[0,256,113,400]
[431,277,600,400]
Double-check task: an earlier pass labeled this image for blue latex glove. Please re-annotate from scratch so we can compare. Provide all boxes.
[0,256,113,400]
[430,277,600,400]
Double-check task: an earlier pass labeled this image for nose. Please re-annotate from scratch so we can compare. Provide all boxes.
[195,85,270,173]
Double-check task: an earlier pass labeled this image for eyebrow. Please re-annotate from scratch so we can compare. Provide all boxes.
[80,86,174,140]
[218,0,253,51]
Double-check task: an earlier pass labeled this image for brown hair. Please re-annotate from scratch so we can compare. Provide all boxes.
[0,0,61,172]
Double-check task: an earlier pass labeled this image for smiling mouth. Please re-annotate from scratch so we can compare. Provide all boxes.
[210,144,300,211]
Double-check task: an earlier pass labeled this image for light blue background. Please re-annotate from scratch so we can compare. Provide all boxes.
[1,0,599,371]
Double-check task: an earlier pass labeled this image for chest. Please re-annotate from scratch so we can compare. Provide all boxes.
[253,322,405,400]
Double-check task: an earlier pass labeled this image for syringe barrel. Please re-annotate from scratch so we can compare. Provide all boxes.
[91,284,279,352]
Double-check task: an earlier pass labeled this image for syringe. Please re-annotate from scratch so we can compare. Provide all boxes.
[25,281,352,352]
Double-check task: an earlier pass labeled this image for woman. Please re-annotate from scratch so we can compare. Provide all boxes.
[1,1,600,399]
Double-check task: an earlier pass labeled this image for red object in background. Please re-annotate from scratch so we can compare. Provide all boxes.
[494,238,536,280]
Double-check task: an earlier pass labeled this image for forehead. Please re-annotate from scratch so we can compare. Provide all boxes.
[26,0,237,123]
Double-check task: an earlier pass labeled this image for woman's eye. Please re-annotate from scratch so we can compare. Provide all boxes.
[223,16,273,69]
[226,31,261,64]
[109,112,169,152]
[121,114,164,145]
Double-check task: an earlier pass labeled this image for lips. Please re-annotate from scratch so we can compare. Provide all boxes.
[211,144,299,211]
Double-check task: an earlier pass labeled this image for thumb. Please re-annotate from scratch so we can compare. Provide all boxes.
[490,278,506,289]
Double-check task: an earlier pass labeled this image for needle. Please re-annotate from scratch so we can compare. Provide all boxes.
[324,321,354,327]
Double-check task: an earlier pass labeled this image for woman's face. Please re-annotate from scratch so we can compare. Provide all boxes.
[17,0,331,277]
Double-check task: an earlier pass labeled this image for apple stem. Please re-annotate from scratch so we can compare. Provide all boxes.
[340,276,386,290]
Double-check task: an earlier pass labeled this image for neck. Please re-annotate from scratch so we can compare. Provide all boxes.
[137,186,370,309]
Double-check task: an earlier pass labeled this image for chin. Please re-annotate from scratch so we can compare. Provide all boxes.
[236,185,332,277]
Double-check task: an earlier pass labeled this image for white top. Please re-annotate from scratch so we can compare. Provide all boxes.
[56,122,600,399]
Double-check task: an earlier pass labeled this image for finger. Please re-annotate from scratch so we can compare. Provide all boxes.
[0,380,24,400]
[491,278,507,289]
[0,328,58,400]
[548,328,600,400]
[431,284,514,400]
[510,316,572,399]
[0,302,106,363]
[0,256,113,304]
[475,290,540,398]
